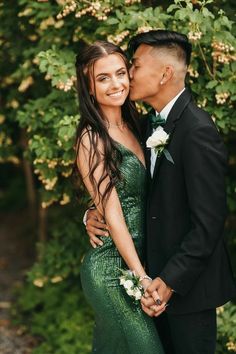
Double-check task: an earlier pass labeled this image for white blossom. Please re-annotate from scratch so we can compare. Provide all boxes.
[127,289,135,296]
[123,280,133,290]
[119,277,126,285]
[146,126,169,149]
[134,289,142,300]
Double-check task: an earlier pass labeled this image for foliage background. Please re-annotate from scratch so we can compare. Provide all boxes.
[0,0,235,353]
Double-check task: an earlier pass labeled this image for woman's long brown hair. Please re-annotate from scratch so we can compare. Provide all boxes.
[74,41,140,212]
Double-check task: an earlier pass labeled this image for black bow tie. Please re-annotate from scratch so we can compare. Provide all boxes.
[149,113,166,129]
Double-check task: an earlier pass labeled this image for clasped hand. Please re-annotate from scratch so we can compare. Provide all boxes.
[141,277,173,317]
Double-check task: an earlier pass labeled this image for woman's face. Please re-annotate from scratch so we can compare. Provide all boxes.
[90,54,129,111]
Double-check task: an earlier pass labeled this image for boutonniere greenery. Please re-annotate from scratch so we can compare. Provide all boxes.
[146,126,174,164]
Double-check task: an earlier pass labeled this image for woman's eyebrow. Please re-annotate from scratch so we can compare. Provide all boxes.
[96,67,126,78]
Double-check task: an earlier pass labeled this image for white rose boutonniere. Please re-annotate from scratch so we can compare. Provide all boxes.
[146,126,174,164]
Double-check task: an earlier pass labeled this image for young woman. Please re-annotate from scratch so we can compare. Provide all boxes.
[75,40,164,354]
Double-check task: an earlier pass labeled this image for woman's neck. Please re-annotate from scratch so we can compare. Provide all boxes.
[101,106,123,126]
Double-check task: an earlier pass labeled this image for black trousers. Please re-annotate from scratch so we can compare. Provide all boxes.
[154,309,216,354]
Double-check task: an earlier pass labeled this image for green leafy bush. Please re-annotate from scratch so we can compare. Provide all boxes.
[217,302,236,353]
[27,205,89,284]
[1,0,235,352]
[14,280,93,354]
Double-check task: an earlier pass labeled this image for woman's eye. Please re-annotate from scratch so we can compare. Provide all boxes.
[98,76,108,82]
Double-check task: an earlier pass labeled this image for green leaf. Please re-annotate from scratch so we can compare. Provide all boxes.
[106,18,119,25]
[202,7,215,19]
[206,80,218,89]
[175,9,189,21]
[167,4,179,13]
[163,149,174,164]
[115,10,123,20]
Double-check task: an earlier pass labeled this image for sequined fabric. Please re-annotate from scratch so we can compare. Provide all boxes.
[80,142,164,354]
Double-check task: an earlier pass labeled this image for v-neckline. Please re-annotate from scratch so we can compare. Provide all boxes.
[113,140,146,170]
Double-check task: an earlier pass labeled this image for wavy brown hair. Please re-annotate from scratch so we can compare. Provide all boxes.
[74,41,140,212]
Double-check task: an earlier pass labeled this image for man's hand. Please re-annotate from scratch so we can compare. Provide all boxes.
[145,277,173,316]
[141,293,166,317]
[86,209,109,248]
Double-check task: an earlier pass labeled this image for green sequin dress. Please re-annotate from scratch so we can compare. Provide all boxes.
[80,142,164,354]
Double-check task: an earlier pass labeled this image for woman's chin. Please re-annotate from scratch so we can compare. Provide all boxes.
[107,97,127,106]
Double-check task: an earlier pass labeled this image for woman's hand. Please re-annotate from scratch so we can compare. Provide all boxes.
[140,277,152,291]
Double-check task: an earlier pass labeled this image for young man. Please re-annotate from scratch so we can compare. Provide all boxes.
[85,30,236,354]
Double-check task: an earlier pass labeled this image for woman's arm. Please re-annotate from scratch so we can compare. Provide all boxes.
[77,131,148,281]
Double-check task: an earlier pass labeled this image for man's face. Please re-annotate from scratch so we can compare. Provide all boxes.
[129,44,165,103]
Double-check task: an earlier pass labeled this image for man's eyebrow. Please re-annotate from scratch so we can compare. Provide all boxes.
[131,57,140,64]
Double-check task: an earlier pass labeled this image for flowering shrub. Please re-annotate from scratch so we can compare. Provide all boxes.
[0,0,235,352]
[1,0,235,206]
[217,302,236,353]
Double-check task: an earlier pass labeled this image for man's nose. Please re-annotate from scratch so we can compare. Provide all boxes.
[129,66,134,79]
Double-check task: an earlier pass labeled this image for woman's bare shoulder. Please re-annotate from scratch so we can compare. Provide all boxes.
[78,126,103,153]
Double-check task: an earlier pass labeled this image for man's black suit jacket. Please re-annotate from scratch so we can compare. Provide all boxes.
[142,88,236,315]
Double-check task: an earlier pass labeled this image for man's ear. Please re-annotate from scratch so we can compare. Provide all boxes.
[160,65,174,85]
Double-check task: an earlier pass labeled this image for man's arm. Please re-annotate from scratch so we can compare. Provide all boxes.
[159,123,227,296]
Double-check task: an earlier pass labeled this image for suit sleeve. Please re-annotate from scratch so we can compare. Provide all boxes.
[159,123,228,296]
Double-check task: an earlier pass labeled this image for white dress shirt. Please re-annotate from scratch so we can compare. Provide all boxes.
[150,88,185,177]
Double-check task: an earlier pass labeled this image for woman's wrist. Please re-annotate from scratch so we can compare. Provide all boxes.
[140,274,152,282]
[140,275,152,291]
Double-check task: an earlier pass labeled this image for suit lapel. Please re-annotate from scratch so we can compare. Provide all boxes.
[151,88,192,184]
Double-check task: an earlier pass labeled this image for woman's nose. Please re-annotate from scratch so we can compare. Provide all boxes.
[111,77,121,88]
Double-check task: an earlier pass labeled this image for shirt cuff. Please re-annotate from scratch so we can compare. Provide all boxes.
[83,206,96,226]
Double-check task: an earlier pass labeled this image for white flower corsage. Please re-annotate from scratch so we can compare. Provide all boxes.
[119,269,144,303]
[146,126,174,164]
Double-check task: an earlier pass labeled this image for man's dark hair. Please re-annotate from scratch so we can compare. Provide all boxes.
[128,30,192,66]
